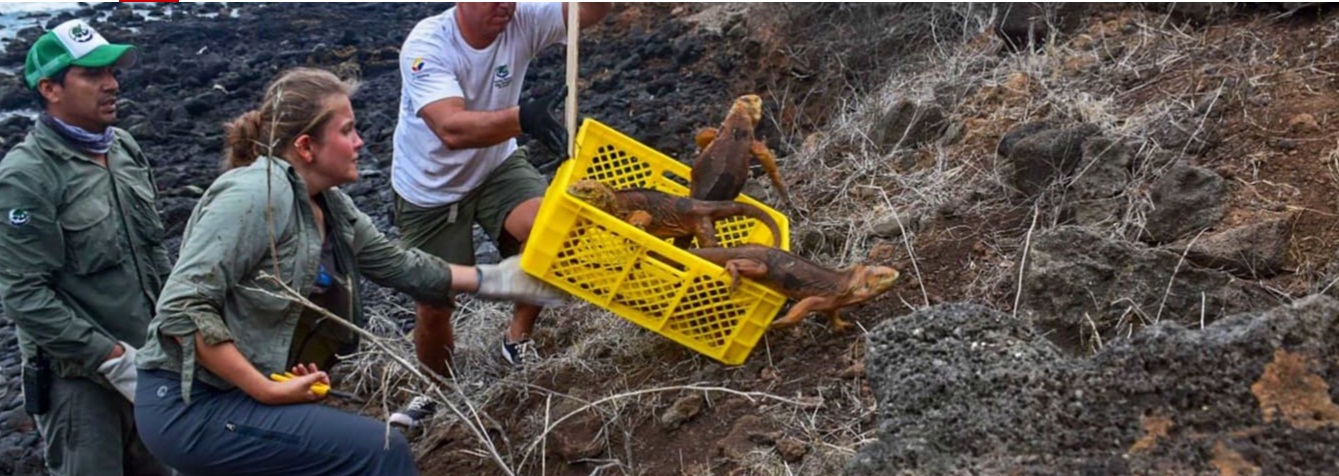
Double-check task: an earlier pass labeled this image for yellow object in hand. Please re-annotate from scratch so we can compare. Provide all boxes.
[268,372,365,403]
[268,372,330,397]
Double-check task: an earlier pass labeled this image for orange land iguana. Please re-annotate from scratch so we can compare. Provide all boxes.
[689,244,900,331]
[691,94,796,211]
[568,179,782,248]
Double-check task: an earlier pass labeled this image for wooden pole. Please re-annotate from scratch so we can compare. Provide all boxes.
[565,1,580,157]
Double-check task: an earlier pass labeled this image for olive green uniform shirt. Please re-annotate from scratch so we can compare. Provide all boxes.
[0,121,170,379]
[136,156,455,401]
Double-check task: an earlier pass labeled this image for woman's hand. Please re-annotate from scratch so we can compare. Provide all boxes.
[193,335,332,406]
[257,363,329,405]
[289,362,327,380]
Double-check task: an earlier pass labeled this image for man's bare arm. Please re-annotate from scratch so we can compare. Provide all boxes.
[419,97,521,150]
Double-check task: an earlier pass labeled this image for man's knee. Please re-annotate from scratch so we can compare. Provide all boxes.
[503,197,543,244]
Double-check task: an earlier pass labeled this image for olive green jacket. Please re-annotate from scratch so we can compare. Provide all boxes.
[0,121,171,379]
[136,156,454,401]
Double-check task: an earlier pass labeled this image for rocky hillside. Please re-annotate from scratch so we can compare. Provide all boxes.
[2,3,1339,475]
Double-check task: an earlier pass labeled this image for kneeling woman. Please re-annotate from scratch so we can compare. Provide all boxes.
[133,68,563,475]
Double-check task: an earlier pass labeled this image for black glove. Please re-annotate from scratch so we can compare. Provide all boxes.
[518,86,569,159]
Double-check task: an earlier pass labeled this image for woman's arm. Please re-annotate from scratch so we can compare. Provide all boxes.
[155,167,297,347]
[193,333,328,405]
[154,164,326,404]
[335,191,565,304]
[333,192,468,305]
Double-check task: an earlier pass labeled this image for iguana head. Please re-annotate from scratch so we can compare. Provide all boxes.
[845,265,900,303]
[730,94,764,125]
[568,178,619,212]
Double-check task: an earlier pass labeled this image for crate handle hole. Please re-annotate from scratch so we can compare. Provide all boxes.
[661,169,692,190]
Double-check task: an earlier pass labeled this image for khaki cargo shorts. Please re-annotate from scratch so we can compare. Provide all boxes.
[393,147,549,265]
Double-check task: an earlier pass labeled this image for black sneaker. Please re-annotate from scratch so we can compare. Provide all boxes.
[501,337,539,370]
[388,396,437,428]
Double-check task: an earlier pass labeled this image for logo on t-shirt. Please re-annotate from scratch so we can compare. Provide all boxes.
[492,64,513,88]
[410,57,426,74]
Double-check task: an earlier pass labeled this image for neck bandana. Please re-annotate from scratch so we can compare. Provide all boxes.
[41,113,114,154]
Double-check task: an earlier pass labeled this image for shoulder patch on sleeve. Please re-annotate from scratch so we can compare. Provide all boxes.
[7,208,30,227]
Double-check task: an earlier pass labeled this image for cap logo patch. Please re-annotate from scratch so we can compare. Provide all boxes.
[69,24,93,43]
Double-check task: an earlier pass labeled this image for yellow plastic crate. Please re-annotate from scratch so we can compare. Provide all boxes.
[521,118,791,365]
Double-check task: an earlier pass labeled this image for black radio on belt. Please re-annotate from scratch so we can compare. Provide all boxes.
[22,348,51,415]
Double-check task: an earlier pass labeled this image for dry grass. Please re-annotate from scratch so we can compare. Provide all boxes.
[778,4,1326,309]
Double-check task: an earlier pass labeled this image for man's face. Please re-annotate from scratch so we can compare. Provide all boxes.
[459,2,516,37]
[40,65,120,131]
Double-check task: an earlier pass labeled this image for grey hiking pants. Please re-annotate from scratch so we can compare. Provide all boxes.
[134,369,416,476]
[32,375,172,476]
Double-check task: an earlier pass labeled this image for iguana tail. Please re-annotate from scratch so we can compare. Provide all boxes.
[711,202,783,248]
[689,244,772,264]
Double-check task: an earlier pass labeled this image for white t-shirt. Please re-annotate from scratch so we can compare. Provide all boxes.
[392,3,566,208]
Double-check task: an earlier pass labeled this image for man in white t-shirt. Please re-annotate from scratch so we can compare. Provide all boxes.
[391,2,611,380]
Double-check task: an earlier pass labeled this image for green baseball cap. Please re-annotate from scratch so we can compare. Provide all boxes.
[24,19,137,89]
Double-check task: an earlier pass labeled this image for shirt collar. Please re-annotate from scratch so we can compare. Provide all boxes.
[31,119,118,163]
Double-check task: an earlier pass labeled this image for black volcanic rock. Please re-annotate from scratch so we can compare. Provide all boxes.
[851,297,1339,475]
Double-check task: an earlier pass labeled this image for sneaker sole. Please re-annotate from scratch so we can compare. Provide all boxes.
[388,414,419,428]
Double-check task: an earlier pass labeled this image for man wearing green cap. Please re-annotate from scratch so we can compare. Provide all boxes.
[0,19,172,476]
